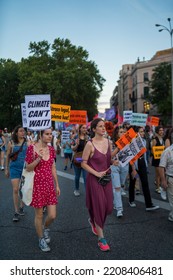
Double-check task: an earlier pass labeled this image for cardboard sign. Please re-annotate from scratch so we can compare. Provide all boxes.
[21,103,27,128]
[123,110,133,123]
[61,130,70,141]
[150,116,160,127]
[130,147,147,165]
[152,146,165,159]
[117,135,146,167]
[130,113,148,126]
[51,104,71,122]
[69,110,87,124]
[116,128,137,150]
[25,94,51,131]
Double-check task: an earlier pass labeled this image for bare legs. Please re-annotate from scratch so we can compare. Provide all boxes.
[34,205,56,238]
[11,178,24,213]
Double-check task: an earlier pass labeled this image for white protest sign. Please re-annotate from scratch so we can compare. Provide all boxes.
[25,94,51,131]
[123,110,133,123]
[61,131,70,142]
[130,113,148,126]
[117,135,146,167]
[21,103,27,128]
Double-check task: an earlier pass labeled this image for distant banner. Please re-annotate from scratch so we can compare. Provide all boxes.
[117,135,146,167]
[105,107,116,121]
[25,94,51,131]
[150,116,160,127]
[116,128,137,150]
[51,104,71,122]
[123,110,132,123]
[98,112,105,119]
[130,113,148,126]
[69,110,87,124]
[152,146,165,159]
[21,103,27,128]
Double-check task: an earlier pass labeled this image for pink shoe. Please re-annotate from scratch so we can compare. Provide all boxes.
[88,218,98,235]
[98,238,110,251]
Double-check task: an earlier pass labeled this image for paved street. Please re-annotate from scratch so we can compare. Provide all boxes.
[0,154,172,260]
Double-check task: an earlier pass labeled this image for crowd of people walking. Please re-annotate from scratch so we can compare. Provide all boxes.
[0,120,173,253]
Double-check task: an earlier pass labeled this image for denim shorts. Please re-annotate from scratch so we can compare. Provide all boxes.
[64,153,72,160]
[10,166,23,179]
[0,146,5,152]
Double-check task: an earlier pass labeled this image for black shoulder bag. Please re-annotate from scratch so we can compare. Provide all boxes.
[9,139,26,161]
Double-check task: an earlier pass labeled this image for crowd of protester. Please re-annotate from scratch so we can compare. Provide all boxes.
[0,120,173,252]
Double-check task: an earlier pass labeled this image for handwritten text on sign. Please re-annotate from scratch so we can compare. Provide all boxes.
[152,146,165,159]
[130,113,148,126]
[21,103,27,128]
[116,128,137,150]
[51,104,71,122]
[69,110,87,124]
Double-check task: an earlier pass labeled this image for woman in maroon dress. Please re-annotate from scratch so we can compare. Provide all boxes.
[81,118,114,251]
[25,128,60,252]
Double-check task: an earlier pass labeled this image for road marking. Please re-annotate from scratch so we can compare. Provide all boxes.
[57,170,84,183]
[57,170,169,211]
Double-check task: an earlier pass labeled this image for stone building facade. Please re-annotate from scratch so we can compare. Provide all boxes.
[111,48,172,119]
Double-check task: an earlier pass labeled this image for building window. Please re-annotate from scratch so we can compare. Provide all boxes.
[143,72,149,82]
[143,87,149,98]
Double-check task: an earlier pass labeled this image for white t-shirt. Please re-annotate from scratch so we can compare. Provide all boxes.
[159,144,173,176]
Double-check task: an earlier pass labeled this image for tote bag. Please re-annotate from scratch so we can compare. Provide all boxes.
[19,163,35,206]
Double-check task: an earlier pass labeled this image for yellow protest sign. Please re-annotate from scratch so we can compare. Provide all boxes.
[51,104,71,122]
[152,146,165,159]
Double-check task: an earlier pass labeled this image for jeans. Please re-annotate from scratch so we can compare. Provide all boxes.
[73,164,87,191]
[111,164,129,211]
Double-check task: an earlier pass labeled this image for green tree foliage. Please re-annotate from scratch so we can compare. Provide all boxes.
[0,59,22,130]
[19,38,105,120]
[148,62,171,118]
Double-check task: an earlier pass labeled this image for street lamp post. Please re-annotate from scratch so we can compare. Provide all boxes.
[155,18,173,126]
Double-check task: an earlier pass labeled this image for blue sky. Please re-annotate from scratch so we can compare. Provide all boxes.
[0,0,173,112]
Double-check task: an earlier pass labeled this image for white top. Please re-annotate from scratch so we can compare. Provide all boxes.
[159,144,173,176]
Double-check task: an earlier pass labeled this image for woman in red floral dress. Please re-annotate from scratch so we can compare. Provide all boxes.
[25,128,60,252]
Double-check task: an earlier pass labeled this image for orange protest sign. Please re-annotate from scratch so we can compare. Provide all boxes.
[150,116,160,127]
[116,128,137,150]
[69,110,87,124]
[130,147,147,165]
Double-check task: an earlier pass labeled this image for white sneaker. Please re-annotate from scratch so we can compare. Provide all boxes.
[117,210,123,217]
[121,188,126,196]
[155,187,161,194]
[168,216,173,222]
[129,202,136,207]
[146,205,159,211]
[44,228,50,244]
[39,237,50,252]
[74,190,80,197]
[160,187,167,200]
